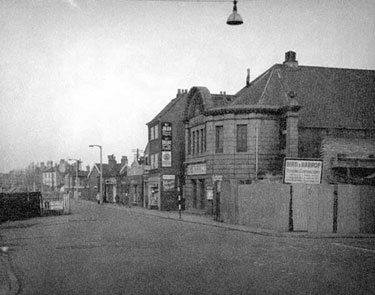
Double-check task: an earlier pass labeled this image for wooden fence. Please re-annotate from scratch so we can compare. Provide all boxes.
[221,181,375,234]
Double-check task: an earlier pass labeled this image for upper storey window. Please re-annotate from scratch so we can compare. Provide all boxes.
[190,127,206,155]
[215,126,223,153]
[150,124,159,141]
[237,124,247,152]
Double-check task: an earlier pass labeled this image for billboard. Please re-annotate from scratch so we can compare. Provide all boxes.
[283,158,323,184]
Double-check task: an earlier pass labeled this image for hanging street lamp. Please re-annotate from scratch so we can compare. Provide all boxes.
[227,0,243,25]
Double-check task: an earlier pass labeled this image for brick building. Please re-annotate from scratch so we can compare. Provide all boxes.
[145,89,189,210]
[183,51,375,213]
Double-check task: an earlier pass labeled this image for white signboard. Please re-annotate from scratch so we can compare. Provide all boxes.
[162,151,172,167]
[283,158,323,184]
[187,163,207,175]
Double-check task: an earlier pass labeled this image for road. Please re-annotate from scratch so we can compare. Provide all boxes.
[1,200,375,295]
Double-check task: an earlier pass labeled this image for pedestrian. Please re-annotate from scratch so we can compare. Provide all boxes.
[96,192,100,204]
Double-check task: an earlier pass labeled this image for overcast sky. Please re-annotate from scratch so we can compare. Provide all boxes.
[1,0,375,173]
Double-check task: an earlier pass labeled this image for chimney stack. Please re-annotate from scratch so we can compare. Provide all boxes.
[246,68,250,87]
[121,156,128,166]
[283,51,298,67]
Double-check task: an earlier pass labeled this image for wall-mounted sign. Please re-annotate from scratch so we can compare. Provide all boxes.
[161,122,172,167]
[283,158,323,184]
[162,151,172,167]
[206,185,213,200]
[187,163,207,175]
[162,175,175,191]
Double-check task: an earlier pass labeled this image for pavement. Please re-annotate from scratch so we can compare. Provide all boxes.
[1,199,375,295]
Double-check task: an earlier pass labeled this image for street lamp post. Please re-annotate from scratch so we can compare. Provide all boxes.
[68,158,80,200]
[89,144,103,204]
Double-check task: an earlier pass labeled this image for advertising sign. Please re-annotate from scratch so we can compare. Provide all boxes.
[283,158,323,184]
[206,185,213,200]
[187,163,207,175]
[162,175,175,191]
[161,122,172,167]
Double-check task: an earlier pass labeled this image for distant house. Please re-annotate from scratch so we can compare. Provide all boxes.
[87,155,128,202]
[127,156,145,207]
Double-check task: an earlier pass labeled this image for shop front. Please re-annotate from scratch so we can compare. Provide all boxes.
[185,162,209,213]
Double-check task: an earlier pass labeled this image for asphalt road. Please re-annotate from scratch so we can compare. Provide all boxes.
[1,200,375,295]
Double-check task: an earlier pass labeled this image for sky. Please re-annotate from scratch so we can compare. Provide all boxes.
[0,0,375,173]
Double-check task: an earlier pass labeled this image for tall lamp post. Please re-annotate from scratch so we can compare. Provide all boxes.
[89,144,103,204]
[68,158,80,200]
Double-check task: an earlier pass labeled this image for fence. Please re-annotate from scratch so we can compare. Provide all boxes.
[42,192,71,215]
[221,181,375,234]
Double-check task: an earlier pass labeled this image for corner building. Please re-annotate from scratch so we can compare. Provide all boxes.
[183,51,375,213]
[145,89,189,210]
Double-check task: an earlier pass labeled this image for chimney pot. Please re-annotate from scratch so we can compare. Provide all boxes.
[246,68,250,87]
[283,51,298,67]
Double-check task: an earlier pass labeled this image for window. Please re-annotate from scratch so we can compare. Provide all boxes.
[215,126,223,153]
[150,153,159,169]
[187,129,191,155]
[154,124,159,139]
[237,124,247,152]
[279,118,286,151]
[155,153,159,168]
[151,154,155,169]
[201,129,205,153]
[150,126,154,140]
[150,125,159,141]
[192,131,196,155]
[197,130,200,154]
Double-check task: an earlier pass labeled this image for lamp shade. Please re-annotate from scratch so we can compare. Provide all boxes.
[227,0,243,25]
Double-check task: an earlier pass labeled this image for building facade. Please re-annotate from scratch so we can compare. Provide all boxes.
[145,89,189,210]
[182,51,375,213]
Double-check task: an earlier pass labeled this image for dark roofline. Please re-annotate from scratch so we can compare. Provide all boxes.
[235,63,375,98]
[146,93,186,126]
[204,104,301,116]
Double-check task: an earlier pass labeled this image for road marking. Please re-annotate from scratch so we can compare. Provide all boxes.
[333,243,375,253]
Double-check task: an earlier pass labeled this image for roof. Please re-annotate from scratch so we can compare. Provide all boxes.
[184,87,235,120]
[233,63,375,129]
[90,163,123,178]
[147,91,187,126]
[322,137,375,158]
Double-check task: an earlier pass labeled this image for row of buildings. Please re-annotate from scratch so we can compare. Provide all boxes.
[141,50,375,213]
[3,51,375,215]
[0,160,90,195]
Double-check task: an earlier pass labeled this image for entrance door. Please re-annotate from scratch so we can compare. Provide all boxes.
[199,179,205,209]
[192,180,197,209]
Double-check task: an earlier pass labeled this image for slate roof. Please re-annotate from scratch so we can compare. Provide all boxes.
[233,64,375,129]
[147,91,188,126]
